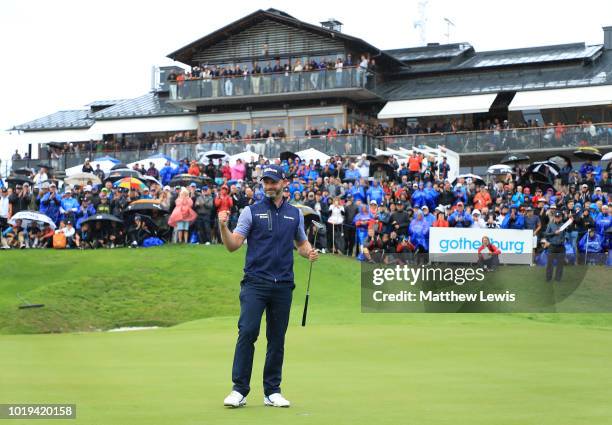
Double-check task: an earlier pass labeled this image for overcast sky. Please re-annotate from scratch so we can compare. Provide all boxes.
[1,0,612,162]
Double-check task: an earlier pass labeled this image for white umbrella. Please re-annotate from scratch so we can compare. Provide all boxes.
[294,148,331,163]
[602,151,612,161]
[487,164,513,175]
[9,211,56,230]
[452,173,485,186]
[64,172,102,186]
[229,151,265,166]
[127,154,178,171]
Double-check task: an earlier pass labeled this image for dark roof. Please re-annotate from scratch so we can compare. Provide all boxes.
[454,43,602,70]
[90,93,193,119]
[384,43,473,62]
[167,8,403,68]
[87,99,126,107]
[12,110,93,131]
[376,48,612,101]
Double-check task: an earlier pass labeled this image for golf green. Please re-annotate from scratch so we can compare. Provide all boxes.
[1,246,611,424]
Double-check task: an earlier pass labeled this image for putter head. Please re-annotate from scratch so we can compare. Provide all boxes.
[311,220,325,231]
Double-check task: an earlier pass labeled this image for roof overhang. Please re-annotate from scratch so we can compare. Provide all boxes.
[377,93,498,119]
[508,85,612,110]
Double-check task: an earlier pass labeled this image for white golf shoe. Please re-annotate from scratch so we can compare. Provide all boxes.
[264,393,291,407]
[223,390,247,408]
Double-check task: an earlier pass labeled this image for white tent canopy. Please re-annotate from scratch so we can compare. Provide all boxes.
[508,85,612,111]
[7,129,102,145]
[229,151,265,165]
[65,157,119,177]
[377,93,498,119]
[294,148,330,163]
[87,116,198,135]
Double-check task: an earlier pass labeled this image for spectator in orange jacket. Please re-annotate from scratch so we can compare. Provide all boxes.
[188,160,200,176]
[432,209,449,227]
[473,186,492,210]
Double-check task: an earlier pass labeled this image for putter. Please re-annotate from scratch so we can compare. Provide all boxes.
[302,220,325,327]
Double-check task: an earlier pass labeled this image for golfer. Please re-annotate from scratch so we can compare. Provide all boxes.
[542,210,566,282]
[218,164,318,408]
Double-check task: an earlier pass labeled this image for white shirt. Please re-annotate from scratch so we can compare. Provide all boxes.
[328,205,345,225]
[0,195,9,218]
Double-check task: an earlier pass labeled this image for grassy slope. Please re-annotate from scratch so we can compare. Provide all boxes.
[1,246,612,425]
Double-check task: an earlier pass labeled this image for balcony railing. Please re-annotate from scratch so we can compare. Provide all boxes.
[14,135,376,172]
[168,67,376,100]
[380,123,612,154]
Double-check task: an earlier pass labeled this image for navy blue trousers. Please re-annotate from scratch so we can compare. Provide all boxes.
[232,278,293,397]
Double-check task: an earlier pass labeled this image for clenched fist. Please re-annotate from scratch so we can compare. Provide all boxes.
[218,210,230,226]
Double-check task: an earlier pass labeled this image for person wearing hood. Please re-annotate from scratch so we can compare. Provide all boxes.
[448,202,473,228]
[423,182,439,211]
[470,209,487,228]
[353,204,374,260]
[160,161,177,186]
[578,227,604,264]
[40,183,62,225]
[60,189,80,223]
[349,181,366,204]
[366,180,384,206]
[409,209,430,265]
[411,182,427,209]
[421,205,435,226]
[502,206,525,229]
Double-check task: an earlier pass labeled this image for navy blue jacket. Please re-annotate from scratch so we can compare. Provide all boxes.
[235,197,306,285]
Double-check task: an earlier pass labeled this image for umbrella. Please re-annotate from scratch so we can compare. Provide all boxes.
[574,147,602,161]
[80,213,124,226]
[229,150,265,166]
[280,151,299,162]
[342,177,357,183]
[130,213,158,230]
[9,210,56,230]
[12,167,33,176]
[293,204,321,229]
[547,155,572,169]
[602,151,612,161]
[113,177,147,191]
[105,169,142,182]
[6,176,33,186]
[203,150,229,160]
[526,161,560,177]
[64,172,102,186]
[452,173,485,186]
[126,200,169,214]
[369,162,395,176]
[111,163,130,170]
[141,175,162,186]
[487,164,513,175]
[500,152,530,164]
[168,174,210,188]
[94,155,120,163]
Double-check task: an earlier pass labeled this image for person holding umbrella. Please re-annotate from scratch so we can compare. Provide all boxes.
[218,164,317,408]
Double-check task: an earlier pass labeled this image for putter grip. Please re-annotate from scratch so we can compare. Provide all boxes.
[301,294,309,326]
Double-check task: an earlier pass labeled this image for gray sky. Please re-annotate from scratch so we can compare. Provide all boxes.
[1,0,611,161]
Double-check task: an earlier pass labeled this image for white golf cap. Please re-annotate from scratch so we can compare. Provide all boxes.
[472,209,481,215]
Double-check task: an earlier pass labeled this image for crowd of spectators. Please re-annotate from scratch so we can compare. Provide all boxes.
[1,150,610,267]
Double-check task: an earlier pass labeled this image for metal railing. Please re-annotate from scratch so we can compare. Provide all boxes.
[379,123,612,153]
[169,66,375,100]
[10,135,376,173]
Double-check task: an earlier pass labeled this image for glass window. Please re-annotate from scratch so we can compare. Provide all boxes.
[308,114,343,132]
[289,117,306,137]
[201,121,232,136]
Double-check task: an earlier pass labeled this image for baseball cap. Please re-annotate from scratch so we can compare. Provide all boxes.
[421,205,429,210]
[554,211,563,217]
[64,189,72,194]
[369,199,378,205]
[456,201,464,206]
[595,187,602,192]
[261,165,285,182]
[472,209,481,215]
[202,185,209,191]
[84,185,92,192]
[189,182,197,187]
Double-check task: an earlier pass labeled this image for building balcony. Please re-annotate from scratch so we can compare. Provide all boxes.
[166,67,380,109]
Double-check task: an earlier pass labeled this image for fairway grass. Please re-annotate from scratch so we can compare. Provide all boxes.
[1,245,611,424]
